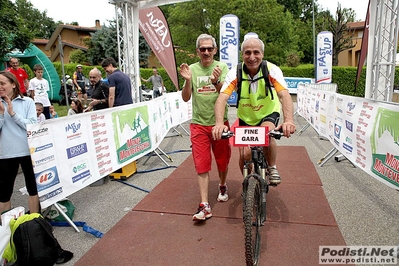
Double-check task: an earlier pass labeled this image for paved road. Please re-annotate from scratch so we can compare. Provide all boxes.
[10,106,399,266]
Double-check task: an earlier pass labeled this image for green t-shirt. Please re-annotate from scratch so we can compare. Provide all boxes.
[189,60,229,126]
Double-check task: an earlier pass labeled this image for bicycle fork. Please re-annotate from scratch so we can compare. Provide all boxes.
[242,163,268,225]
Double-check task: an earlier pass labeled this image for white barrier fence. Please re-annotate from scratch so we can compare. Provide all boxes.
[297,84,399,190]
[27,92,191,209]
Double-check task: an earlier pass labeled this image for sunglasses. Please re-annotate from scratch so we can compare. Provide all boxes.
[198,47,215,52]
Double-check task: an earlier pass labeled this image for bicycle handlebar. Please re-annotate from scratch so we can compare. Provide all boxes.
[221,128,283,140]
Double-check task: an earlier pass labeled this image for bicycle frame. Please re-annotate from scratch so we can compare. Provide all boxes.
[222,126,282,266]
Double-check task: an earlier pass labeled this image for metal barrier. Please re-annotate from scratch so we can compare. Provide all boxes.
[305,83,338,92]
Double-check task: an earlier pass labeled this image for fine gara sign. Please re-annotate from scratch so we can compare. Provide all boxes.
[233,126,269,147]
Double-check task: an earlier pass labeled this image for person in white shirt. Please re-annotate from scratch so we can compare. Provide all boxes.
[29,64,51,119]
[35,102,46,123]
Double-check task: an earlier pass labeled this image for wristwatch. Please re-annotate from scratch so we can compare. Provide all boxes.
[212,79,220,86]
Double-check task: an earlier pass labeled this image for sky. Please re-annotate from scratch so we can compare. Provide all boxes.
[27,0,369,27]
[317,0,368,20]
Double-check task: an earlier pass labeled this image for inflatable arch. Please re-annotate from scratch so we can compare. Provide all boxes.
[1,44,61,101]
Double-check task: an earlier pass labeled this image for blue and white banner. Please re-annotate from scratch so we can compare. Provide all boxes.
[297,84,399,190]
[220,14,240,105]
[316,31,333,83]
[284,77,314,94]
[27,92,191,208]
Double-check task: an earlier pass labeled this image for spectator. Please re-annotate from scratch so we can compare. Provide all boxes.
[179,34,231,221]
[73,64,88,107]
[101,57,133,107]
[35,102,46,123]
[7,57,29,96]
[141,67,164,99]
[67,99,84,116]
[84,68,109,112]
[0,71,40,217]
[29,64,51,119]
[49,104,58,118]
[59,75,74,106]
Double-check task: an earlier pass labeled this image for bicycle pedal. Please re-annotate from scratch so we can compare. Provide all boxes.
[251,221,266,226]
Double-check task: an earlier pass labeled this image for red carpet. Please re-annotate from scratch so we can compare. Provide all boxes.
[75,146,349,266]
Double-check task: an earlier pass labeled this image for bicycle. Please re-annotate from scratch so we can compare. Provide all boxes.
[221,126,282,266]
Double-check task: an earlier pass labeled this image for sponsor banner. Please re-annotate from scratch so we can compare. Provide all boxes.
[139,7,179,90]
[220,14,240,106]
[284,77,314,94]
[316,31,333,83]
[27,92,191,208]
[319,246,397,264]
[219,14,240,70]
[297,85,399,190]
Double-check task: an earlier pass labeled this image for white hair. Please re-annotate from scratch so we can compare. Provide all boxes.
[241,35,265,52]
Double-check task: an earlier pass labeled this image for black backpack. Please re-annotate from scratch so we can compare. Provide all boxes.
[13,216,72,266]
[236,60,274,107]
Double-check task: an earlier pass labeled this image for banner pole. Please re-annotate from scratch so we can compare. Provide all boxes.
[53,202,80,232]
[318,148,339,167]
[142,148,172,167]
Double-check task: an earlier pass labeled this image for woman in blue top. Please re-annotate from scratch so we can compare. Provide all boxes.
[0,71,40,218]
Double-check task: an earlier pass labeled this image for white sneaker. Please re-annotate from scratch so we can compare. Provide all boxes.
[192,203,212,221]
[268,166,281,185]
[217,185,229,202]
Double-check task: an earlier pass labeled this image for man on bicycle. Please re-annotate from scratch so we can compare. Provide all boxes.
[212,36,296,185]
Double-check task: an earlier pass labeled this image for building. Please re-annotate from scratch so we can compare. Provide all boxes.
[337,21,365,67]
[32,19,160,68]
[32,20,101,64]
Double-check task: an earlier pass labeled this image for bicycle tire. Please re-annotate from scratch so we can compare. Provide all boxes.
[243,176,262,266]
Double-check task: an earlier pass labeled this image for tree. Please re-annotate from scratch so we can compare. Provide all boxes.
[86,21,118,65]
[14,0,59,39]
[326,4,356,65]
[86,20,151,66]
[166,0,301,66]
[70,49,88,64]
[277,0,314,20]
[0,0,33,58]
[294,20,314,64]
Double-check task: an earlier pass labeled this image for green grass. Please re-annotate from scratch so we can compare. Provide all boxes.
[52,103,69,117]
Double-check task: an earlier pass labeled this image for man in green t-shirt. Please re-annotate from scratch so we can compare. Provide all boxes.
[180,34,231,221]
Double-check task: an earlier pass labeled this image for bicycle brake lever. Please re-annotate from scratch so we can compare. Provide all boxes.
[221,131,234,139]
[269,129,282,140]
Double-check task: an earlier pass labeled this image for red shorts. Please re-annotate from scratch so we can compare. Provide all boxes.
[190,122,231,174]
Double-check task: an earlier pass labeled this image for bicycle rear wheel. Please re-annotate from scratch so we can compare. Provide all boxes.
[243,176,262,266]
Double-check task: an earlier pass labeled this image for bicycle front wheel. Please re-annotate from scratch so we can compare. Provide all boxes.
[243,177,262,266]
